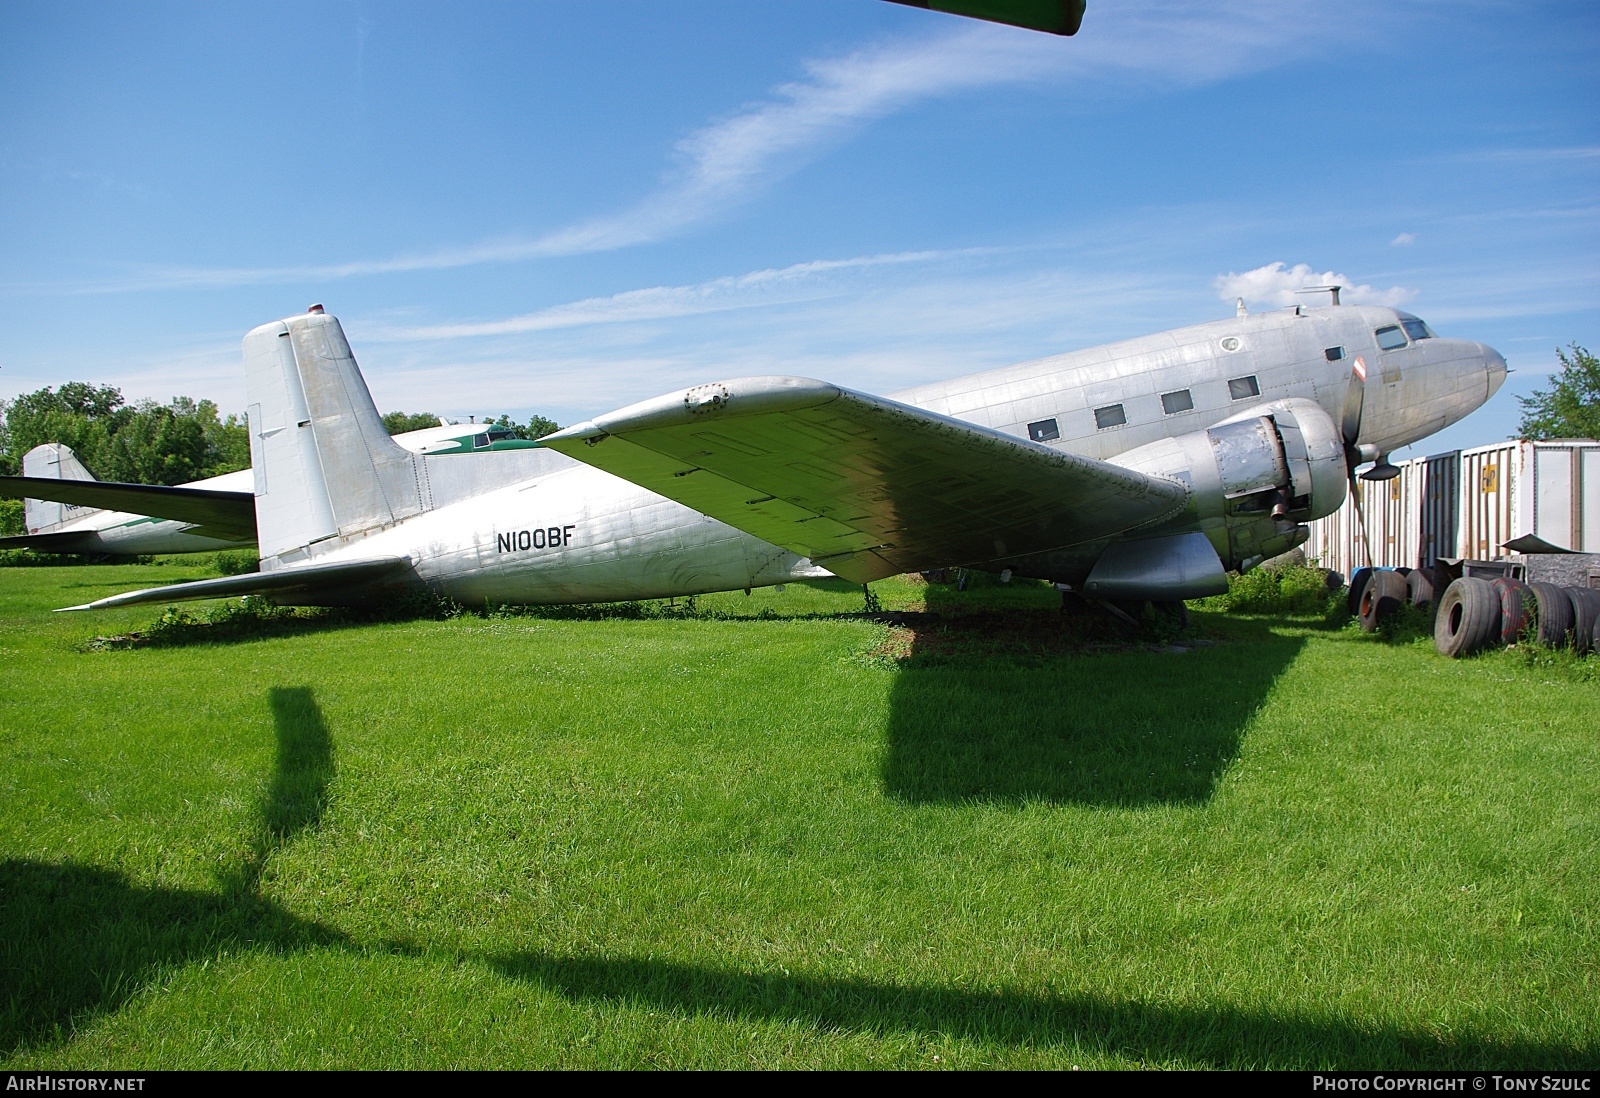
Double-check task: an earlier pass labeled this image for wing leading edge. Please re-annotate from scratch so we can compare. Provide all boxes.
[540,376,1187,583]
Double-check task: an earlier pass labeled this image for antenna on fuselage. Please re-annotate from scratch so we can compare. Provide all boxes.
[1236,297,1248,318]
[1296,285,1343,306]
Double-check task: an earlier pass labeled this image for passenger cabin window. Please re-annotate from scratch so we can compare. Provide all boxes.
[1161,389,1193,415]
[1324,346,1345,362]
[1375,326,1408,351]
[472,432,490,448]
[1027,418,1060,442]
[1400,318,1434,341]
[1094,404,1126,429]
[1228,375,1260,400]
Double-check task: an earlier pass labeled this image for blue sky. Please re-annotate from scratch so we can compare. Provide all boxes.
[2,1,1595,457]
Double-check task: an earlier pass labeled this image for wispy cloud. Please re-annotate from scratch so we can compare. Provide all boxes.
[1449,145,1600,164]
[369,248,992,340]
[1214,261,1415,309]
[51,1,1366,295]
[1390,232,1416,246]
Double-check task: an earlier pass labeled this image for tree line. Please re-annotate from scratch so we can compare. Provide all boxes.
[1,350,1593,540]
[0,383,560,537]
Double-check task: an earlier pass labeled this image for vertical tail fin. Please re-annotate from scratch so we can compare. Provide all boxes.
[20,444,100,533]
[244,310,430,564]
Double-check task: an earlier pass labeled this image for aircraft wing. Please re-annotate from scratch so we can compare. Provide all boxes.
[539,376,1187,583]
[0,476,257,542]
[56,556,411,612]
[884,0,1086,36]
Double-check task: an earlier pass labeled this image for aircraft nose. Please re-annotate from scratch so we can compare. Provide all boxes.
[1479,342,1508,399]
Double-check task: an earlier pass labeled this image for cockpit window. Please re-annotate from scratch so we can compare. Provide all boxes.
[486,425,515,442]
[1400,318,1434,342]
[1375,326,1408,351]
[472,432,490,449]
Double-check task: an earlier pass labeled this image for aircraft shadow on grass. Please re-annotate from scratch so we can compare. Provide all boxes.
[1,684,1591,1068]
[0,686,346,1056]
[483,951,1590,1069]
[882,592,1308,808]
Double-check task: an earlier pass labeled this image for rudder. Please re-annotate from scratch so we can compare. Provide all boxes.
[20,444,100,533]
[244,309,431,565]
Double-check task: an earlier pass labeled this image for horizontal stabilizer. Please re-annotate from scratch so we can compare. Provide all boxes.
[541,376,1188,582]
[0,531,102,553]
[0,476,257,541]
[56,555,410,612]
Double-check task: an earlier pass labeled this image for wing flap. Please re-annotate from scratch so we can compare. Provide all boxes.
[0,476,257,541]
[542,376,1188,582]
[56,556,410,612]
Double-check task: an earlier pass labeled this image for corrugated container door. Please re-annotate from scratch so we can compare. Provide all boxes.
[1460,443,1516,559]
[1419,452,1458,569]
[1534,446,1576,550]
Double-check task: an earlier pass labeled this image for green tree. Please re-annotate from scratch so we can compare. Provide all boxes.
[382,412,442,435]
[1517,344,1600,441]
[1,385,251,484]
[491,413,560,440]
[1,383,127,477]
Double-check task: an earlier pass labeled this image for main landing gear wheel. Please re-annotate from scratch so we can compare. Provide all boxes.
[1435,577,1498,658]
[1359,570,1407,632]
[1150,600,1189,629]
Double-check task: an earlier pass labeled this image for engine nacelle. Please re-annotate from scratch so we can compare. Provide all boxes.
[1108,397,1348,570]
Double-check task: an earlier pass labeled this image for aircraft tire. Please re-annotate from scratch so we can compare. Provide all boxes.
[1347,567,1375,616]
[1405,569,1435,608]
[1564,587,1600,656]
[1434,577,1498,658]
[1529,582,1575,648]
[1491,577,1533,647]
[1151,600,1189,628]
[1359,569,1407,632]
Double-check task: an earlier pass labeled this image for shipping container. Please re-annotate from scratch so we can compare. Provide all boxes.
[1303,439,1599,577]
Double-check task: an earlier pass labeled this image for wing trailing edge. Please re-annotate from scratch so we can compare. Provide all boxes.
[541,375,1188,582]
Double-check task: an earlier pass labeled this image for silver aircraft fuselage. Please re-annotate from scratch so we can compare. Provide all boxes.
[296,303,1504,603]
[891,304,1504,469]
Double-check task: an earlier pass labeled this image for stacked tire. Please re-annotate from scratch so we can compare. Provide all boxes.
[1434,575,1600,658]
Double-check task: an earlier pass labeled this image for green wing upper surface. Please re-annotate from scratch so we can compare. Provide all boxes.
[884,0,1086,36]
[540,376,1185,583]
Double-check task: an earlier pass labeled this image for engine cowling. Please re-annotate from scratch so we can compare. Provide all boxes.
[1108,397,1348,570]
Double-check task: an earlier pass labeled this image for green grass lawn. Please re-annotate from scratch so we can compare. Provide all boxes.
[1,562,1595,1068]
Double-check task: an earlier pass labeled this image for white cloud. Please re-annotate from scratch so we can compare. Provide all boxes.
[1454,145,1600,163]
[1390,232,1416,246]
[368,248,991,341]
[1214,261,1416,309]
[51,1,1366,295]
